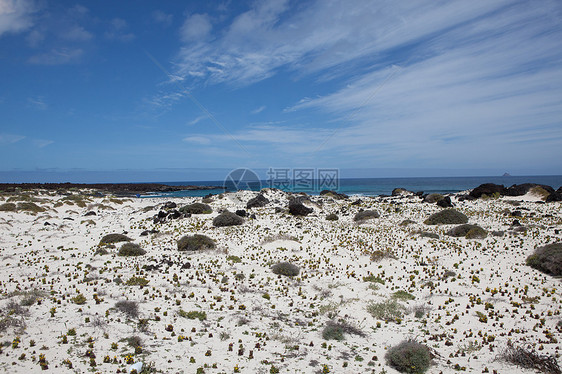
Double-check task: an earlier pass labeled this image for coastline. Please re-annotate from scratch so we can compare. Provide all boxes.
[0,183,560,373]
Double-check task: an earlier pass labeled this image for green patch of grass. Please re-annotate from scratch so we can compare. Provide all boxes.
[125,276,149,286]
[363,275,385,284]
[392,290,415,301]
[366,299,406,323]
[0,203,16,212]
[16,202,45,213]
[72,294,87,305]
[226,255,242,263]
[178,310,207,321]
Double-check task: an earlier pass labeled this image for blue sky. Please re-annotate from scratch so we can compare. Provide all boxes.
[1,0,562,182]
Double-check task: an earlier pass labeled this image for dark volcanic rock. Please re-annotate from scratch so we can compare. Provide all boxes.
[546,191,562,202]
[168,209,182,219]
[163,201,177,209]
[505,183,554,196]
[351,199,363,206]
[391,188,411,196]
[246,194,270,209]
[288,199,313,216]
[320,190,348,199]
[84,211,97,216]
[469,183,506,199]
[436,196,453,208]
[235,209,247,217]
[213,211,244,227]
[457,194,476,202]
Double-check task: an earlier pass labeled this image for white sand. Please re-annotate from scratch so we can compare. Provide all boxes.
[0,189,560,373]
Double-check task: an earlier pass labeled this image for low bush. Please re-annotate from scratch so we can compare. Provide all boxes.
[385,340,432,373]
[115,300,138,319]
[322,320,365,341]
[446,224,487,239]
[354,210,380,222]
[178,310,207,321]
[99,233,132,245]
[392,290,415,301]
[325,213,338,221]
[177,234,216,251]
[399,219,415,226]
[366,299,405,322]
[213,211,244,227]
[526,243,562,276]
[424,193,444,203]
[424,209,468,225]
[16,202,45,213]
[125,276,149,286]
[420,232,439,239]
[118,243,146,256]
[271,262,300,277]
[500,342,561,374]
[179,203,212,214]
[0,203,16,212]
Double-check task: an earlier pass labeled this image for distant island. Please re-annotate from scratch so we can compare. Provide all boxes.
[502,172,511,177]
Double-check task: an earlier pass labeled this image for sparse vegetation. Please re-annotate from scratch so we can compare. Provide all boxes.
[326,213,338,221]
[179,203,212,214]
[118,243,146,256]
[115,300,139,319]
[446,224,487,239]
[178,310,207,321]
[500,342,561,374]
[271,262,300,277]
[322,320,365,341]
[385,340,432,373]
[526,243,562,276]
[354,210,380,222]
[424,209,468,225]
[177,234,216,251]
[16,202,45,213]
[0,203,16,212]
[99,233,132,245]
[367,299,406,322]
[125,276,149,286]
[213,211,244,227]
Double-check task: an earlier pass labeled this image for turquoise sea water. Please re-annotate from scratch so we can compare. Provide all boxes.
[141,175,562,198]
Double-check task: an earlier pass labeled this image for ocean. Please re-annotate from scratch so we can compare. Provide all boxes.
[141,175,562,198]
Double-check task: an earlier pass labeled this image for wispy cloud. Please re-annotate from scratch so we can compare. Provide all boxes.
[28,47,83,65]
[180,13,212,43]
[251,105,265,114]
[152,10,173,27]
[164,0,562,170]
[183,136,211,145]
[0,133,25,144]
[0,0,35,37]
[188,114,208,126]
[32,138,53,148]
[104,18,135,42]
[27,96,47,110]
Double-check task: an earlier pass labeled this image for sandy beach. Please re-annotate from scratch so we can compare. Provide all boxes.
[0,187,560,373]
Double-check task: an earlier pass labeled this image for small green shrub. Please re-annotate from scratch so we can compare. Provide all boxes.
[366,299,405,322]
[385,340,432,373]
[326,213,338,221]
[322,320,365,341]
[399,219,415,226]
[177,234,216,251]
[125,276,149,286]
[424,209,468,225]
[271,262,300,277]
[354,210,380,222]
[72,294,87,305]
[99,233,132,245]
[526,243,562,276]
[179,203,212,214]
[118,243,146,256]
[419,232,439,239]
[115,300,138,319]
[213,211,244,227]
[125,335,142,348]
[446,224,487,239]
[0,203,16,212]
[16,202,45,213]
[178,310,207,321]
[392,290,415,301]
[363,275,385,284]
[226,255,242,263]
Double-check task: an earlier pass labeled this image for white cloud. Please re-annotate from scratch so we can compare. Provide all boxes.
[153,10,172,27]
[183,136,211,145]
[61,25,93,42]
[251,105,265,114]
[28,47,83,65]
[0,0,35,37]
[188,115,208,126]
[105,18,134,42]
[180,13,212,42]
[32,138,53,148]
[0,133,25,144]
[27,96,47,109]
